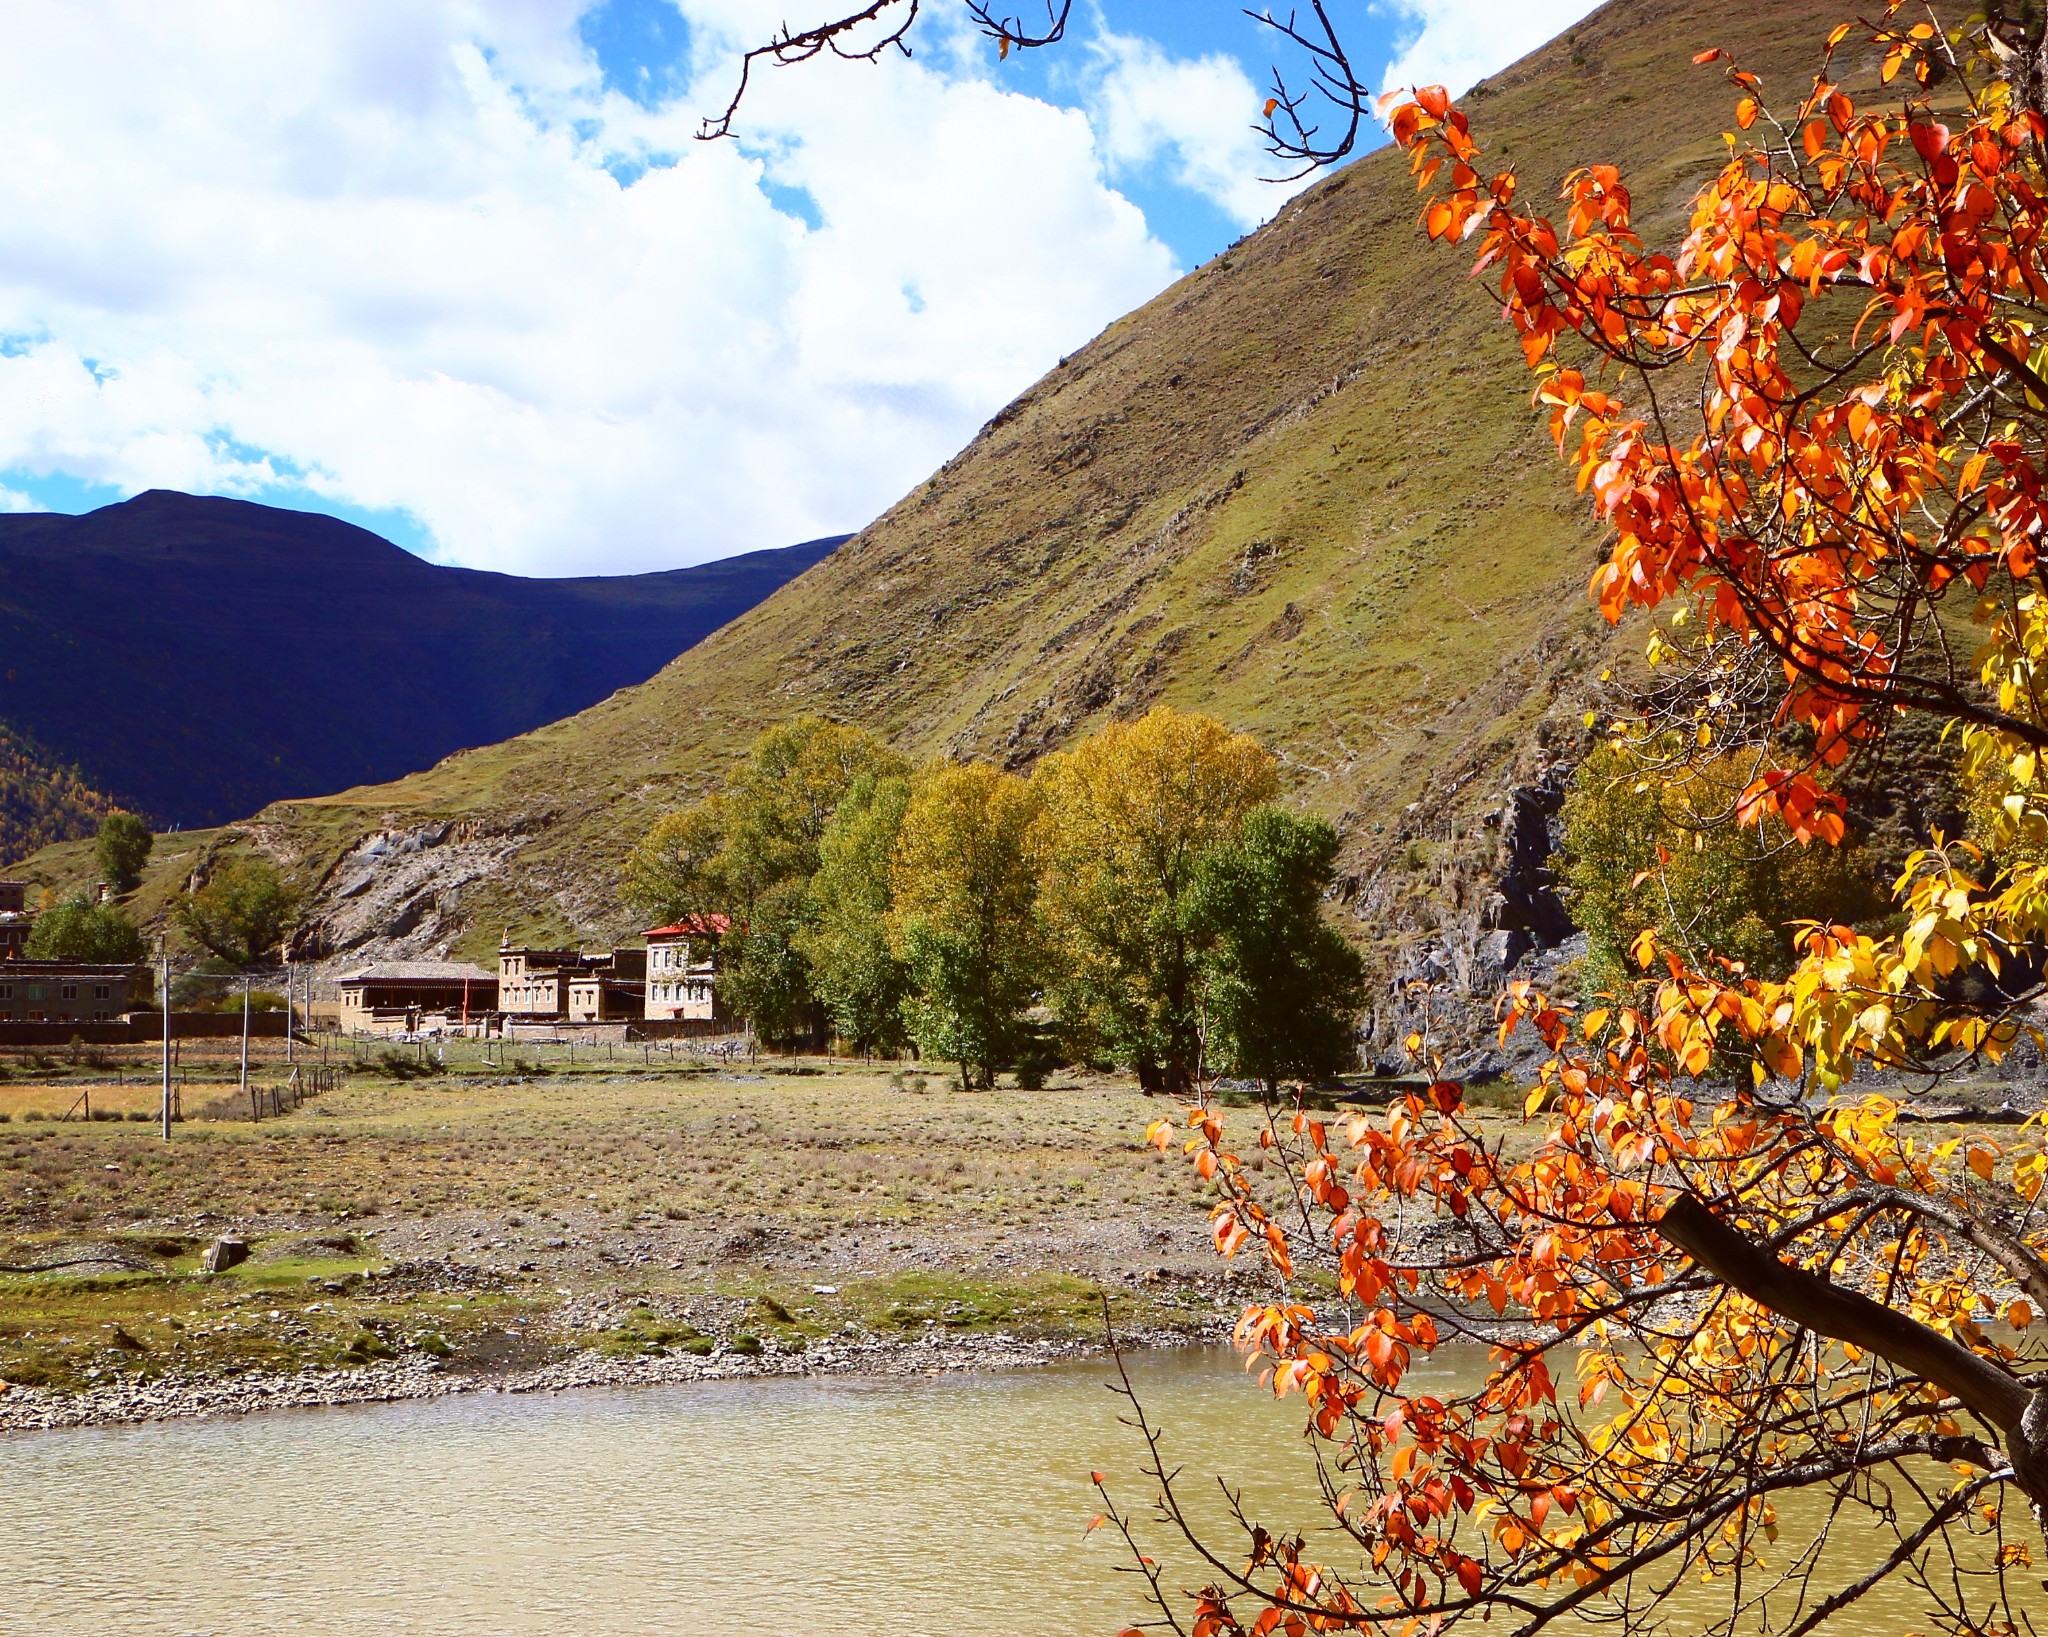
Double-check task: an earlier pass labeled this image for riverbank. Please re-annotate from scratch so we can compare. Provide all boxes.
[0,1053,1262,1431]
[0,1315,1231,1433]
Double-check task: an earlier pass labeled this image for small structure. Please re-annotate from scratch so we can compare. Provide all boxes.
[0,960,145,1023]
[643,916,727,1023]
[336,960,497,1036]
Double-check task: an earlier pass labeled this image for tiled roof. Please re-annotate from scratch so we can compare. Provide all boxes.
[643,914,731,938]
[337,961,496,984]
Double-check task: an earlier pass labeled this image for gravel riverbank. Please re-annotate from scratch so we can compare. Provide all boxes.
[0,1320,1225,1433]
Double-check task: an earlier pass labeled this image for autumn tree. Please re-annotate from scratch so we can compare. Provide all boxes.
[1559,741,1880,990]
[889,762,1045,1089]
[1189,807,1364,1095]
[1083,12,2048,1637]
[174,854,297,969]
[799,772,914,1055]
[93,812,151,896]
[1032,706,1276,1093]
[24,893,145,964]
[622,717,905,1042]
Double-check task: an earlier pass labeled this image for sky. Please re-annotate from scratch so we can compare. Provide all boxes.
[0,0,1602,577]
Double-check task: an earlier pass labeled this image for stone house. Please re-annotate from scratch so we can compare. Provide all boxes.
[644,915,727,1023]
[499,941,646,1022]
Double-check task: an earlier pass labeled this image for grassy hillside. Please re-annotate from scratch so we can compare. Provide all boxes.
[16,0,1853,975]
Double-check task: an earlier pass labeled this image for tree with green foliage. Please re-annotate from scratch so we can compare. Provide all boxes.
[1560,742,1880,994]
[798,772,913,1055]
[889,763,1044,1090]
[621,716,907,1040]
[23,893,146,964]
[174,853,299,969]
[1031,706,1277,1093]
[1190,807,1364,1094]
[93,812,152,895]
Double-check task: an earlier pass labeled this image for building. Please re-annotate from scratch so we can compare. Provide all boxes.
[337,961,497,1035]
[0,960,146,1023]
[568,946,645,1022]
[644,916,727,1022]
[0,881,30,960]
[499,941,647,1021]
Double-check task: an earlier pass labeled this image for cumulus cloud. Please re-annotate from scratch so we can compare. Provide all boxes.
[0,2,1187,575]
[1378,0,1604,100]
[1081,31,1288,231]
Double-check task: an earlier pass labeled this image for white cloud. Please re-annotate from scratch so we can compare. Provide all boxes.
[1379,0,1603,100]
[0,2,1183,575]
[1082,31,1288,231]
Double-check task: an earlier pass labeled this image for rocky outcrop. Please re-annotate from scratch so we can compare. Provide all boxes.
[291,822,529,965]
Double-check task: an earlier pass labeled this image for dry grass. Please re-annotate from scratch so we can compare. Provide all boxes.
[0,1047,1235,1395]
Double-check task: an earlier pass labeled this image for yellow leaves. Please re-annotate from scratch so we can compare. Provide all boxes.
[1631,927,1660,969]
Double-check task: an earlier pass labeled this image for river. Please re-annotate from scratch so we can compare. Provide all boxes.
[0,1346,2038,1635]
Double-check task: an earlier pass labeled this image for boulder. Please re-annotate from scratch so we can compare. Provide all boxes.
[200,1237,250,1273]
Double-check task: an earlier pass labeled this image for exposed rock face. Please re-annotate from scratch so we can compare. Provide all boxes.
[1362,765,1584,1072]
[291,822,528,964]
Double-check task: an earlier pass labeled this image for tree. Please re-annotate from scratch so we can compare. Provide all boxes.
[1559,742,1880,993]
[1097,18,2048,1636]
[799,772,914,1055]
[621,717,906,1039]
[23,893,145,964]
[1189,808,1363,1095]
[174,853,297,968]
[888,762,1044,1090]
[92,812,152,896]
[1032,706,1276,1093]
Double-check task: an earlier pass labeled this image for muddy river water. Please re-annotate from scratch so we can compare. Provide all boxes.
[0,1346,2036,1635]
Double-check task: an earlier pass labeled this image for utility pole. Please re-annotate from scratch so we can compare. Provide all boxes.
[286,958,296,1065]
[159,945,171,1142]
[239,976,251,1120]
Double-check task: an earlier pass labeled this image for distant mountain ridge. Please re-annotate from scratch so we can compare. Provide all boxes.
[0,491,842,841]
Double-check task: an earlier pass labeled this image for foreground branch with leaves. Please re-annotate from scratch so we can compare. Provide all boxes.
[1100,7,2048,1634]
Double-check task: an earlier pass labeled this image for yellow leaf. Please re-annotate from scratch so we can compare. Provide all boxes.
[1967,1145,1997,1181]
[2009,1300,2034,1330]
[1262,97,1279,119]
[1525,1085,1548,1117]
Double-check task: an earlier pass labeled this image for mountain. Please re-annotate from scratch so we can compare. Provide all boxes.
[14,0,1849,1004]
[0,722,115,864]
[0,491,842,838]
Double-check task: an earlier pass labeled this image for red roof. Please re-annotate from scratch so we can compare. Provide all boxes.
[643,914,731,938]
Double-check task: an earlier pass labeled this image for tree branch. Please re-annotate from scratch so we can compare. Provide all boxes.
[1654,1193,2032,1433]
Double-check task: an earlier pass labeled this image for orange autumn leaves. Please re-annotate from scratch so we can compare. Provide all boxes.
[1105,21,2048,1631]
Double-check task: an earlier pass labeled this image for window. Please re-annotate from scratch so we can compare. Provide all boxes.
[0,984,12,999]
[94,984,110,999]
[60,984,76,1000]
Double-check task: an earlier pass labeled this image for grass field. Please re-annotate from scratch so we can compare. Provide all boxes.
[0,1041,1248,1396]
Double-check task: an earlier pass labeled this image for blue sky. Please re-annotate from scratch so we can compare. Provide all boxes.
[0,1,1597,573]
